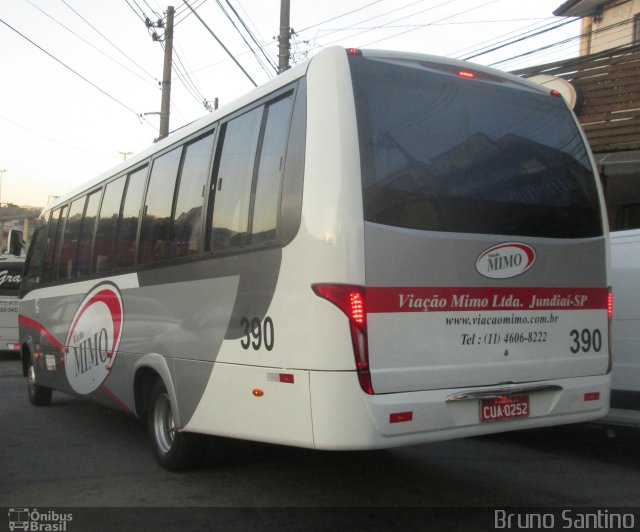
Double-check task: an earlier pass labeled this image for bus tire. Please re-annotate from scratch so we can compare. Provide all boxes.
[27,355,52,407]
[148,380,205,471]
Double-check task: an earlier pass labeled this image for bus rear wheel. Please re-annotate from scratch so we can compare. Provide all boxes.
[148,380,206,471]
[27,356,52,406]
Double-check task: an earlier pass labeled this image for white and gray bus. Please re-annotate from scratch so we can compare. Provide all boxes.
[20,47,611,470]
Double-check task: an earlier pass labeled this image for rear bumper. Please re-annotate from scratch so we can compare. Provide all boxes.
[309,371,610,449]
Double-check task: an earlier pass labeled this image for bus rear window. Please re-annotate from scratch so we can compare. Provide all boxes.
[350,56,603,238]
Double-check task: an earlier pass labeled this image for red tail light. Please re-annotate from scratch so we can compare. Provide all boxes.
[312,284,373,394]
[458,70,475,79]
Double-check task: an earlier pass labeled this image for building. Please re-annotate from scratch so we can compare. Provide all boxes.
[513,0,640,232]
[553,0,640,55]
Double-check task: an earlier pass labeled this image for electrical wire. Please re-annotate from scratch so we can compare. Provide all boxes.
[0,111,114,155]
[224,0,278,73]
[125,0,148,25]
[450,17,562,58]
[214,0,275,77]
[182,0,257,87]
[302,0,430,48]
[354,0,504,49]
[296,0,385,33]
[0,16,152,125]
[174,0,208,26]
[492,15,639,69]
[58,0,157,82]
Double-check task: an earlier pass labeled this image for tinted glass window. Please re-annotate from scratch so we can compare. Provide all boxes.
[59,197,86,280]
[350,57,602,238]
[77,190,101,278]
[252,95,293,244]
[42,208,62,282]
[94,176,125,274]
[140,149,181,263]
[23,220,49,290]
[171,133,214,258]
[211,107,262,251]
[116,166,147,269]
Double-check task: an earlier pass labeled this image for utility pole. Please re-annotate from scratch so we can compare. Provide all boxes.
[278,0,290,73]
[158,5,174,141]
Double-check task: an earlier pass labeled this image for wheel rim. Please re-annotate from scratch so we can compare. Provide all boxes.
[153,392,175,454]
[28,365,37,395]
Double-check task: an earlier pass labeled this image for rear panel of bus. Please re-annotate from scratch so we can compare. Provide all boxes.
[294,49,611,448]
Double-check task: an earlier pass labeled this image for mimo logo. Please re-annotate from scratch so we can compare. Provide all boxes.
[64,283,124,395]
[476,243,536,280]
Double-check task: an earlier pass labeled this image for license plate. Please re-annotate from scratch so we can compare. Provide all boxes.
[480,395,529,422]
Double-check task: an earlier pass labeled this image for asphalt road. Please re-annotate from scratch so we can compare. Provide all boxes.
[1,352,639,531]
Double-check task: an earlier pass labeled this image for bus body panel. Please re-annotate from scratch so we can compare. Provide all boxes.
[364,223,610,394]
[307,371,609,450]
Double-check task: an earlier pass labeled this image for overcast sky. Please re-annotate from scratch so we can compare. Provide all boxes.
[0,0,580,208]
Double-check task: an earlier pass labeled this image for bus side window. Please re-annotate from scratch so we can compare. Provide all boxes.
[170,132,215,258]
[41,206,68,283]
[22,220,49,293]
[76,189,102,279]
[140,148,182,264]
[58,196,86,281]
[115,166,147,269]
[94,176,126,275]
[251,94,294,245]
[210,107,262,251]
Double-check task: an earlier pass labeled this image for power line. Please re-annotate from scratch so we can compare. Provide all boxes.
[302,0,430,48]
[448,17,559,58]
[183,0,257,87]
[355,0,504,49]
[58,0,157,82]
[297,0,384,33]
[174,0,208,26]
[21,0,156,89]
[490,15,638,69]
[0,16,149,123]
[0,111,112,155]
[462,18,576,61]
[124,0,148,25]
[223,0,278,73]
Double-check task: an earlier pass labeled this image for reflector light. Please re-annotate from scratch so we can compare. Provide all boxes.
[279,373,295,384]
[458,70,475,79]
[312,284,373,394]
[584,392,600,402]
[390,411,413,423]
